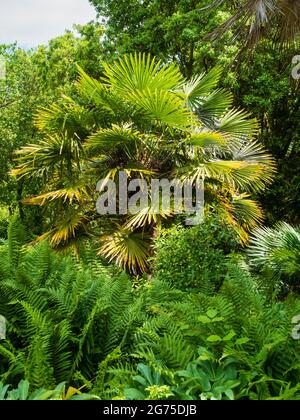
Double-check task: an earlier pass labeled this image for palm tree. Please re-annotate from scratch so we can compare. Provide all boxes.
[205,0,300,47]
[12,54,275,272]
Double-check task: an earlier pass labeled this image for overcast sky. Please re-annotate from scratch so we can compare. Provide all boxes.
[0,0,97,48]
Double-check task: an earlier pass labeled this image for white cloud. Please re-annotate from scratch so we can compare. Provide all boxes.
[0,0,97,47]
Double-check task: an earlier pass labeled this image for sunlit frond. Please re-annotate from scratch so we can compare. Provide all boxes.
[177,158,274,193]
[38,211,90,249]
[124,204,175,230]
[98,227,151,273]
[85,126,141,151]
[103,53,184,94]
[23,184,90,206]
[185,131,228,149]
[218,108,259,139]
[12,133,84,179]
[127,88,195,128]
[224,194,265,244]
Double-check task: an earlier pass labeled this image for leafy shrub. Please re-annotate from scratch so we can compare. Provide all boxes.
[153,216,240,290]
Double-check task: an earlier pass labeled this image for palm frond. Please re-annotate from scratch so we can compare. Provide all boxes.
[38,211,90,249]
[180,67,223,106]
[185,131,228,149]
[98,227,151,273]
[103,53,184,94]
[23,184,90,206]
[85,125,141,151]
[127,88,194,128]
[12,133,84,180]
[218,108,259,139]
[248,222,300,279]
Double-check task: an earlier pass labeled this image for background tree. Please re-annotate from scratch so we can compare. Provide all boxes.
[89,0,238,77]
[0,23,106,234]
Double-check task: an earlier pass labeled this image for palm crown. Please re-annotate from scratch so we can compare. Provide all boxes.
[206,0,300,47]
[12,54,275,272]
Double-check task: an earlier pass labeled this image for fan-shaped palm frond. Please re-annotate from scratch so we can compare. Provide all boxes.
[38,211,91,250]
[124,203,176,230]
[218,109,259,139]
[85,125,141,151]
[176,158,274,193]
[180,67,223,104]
[248,223,300,281]
[103,53,185,94]
[12,133,84,180]
[34,99,95,136]
[185,131,228,149]
[98,227,151,273]
[127,88,195,128]
[228,195,265,243]
[23,184,90,206]
[205,0,300,47]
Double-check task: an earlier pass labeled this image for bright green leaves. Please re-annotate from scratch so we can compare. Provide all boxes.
[207,335,223,342]
[103,53,184,95]
[218,108,259,139]
[85,126,141,151]
[198,309,249,347]
[198,309,224,324]
[127,88,194,128]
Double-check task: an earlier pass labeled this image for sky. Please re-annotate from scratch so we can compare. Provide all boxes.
[0,0,97,48]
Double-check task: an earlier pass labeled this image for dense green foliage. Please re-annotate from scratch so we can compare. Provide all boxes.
[154,216,239,290]
[0,219,299,400]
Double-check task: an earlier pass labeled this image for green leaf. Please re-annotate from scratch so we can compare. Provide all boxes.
[207,335,222,342]
[235,337,250,345]
[198,315,212,324]
[207,309,218,319]
[224,389,235,400]
[124,388,145,400]
[223,331,236,342]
